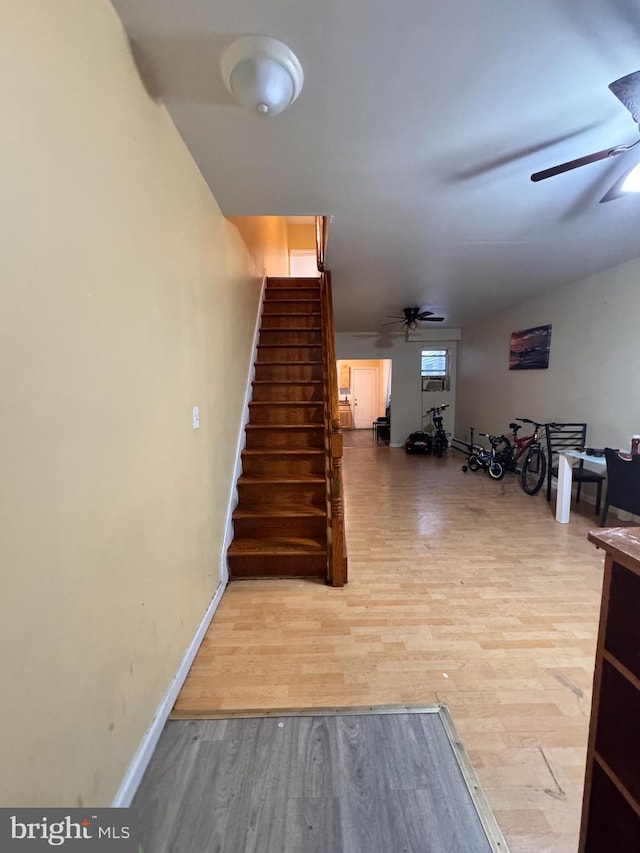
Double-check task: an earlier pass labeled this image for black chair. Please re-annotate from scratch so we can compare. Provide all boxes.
[545,423,605,516]
[373,416,390,443]
[600,448,640,526]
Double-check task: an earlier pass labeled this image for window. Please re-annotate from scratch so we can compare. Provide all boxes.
[421,349,450,392]
[421,349,448,376]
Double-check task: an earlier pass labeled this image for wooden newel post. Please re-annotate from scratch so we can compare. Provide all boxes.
[330,418,346,586]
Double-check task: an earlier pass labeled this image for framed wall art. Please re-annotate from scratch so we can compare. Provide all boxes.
[509,324,552,370]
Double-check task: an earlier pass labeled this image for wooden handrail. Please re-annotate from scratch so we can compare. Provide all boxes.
[320,267,347,587]
[315,215,329,273]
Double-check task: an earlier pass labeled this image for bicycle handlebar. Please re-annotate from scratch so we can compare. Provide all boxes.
[424,404,450,414]
[515,418,559,429]
[479,432,508,446]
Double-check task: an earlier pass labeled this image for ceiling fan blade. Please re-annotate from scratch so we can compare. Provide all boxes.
[531,146,621,182]
[609,70,640,125]
[381,319,405,326]
[420,316,444,322]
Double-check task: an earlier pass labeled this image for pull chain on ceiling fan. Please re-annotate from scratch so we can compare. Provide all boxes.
[530,70,640,184]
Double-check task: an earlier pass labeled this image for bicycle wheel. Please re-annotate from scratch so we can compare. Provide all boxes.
[520,445,547,495]
[488,461,505,480]
[467,455,481,472]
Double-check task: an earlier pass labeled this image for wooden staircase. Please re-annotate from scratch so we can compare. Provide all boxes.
[228,277,329,580]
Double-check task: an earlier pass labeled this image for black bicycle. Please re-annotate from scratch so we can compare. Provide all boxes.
[425,404,450,457]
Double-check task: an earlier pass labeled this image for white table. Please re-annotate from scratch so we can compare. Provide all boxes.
[555,449,606,523]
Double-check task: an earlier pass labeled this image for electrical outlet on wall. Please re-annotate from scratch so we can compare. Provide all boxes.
[192,406,200,429]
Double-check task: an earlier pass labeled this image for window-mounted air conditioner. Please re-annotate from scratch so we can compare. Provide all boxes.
[423,377,446,392]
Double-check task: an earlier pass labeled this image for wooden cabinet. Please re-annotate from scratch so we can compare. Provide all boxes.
[339,404,353,430]
[579,527,640,852]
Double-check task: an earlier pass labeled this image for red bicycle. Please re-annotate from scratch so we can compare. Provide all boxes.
[496,418,550,495]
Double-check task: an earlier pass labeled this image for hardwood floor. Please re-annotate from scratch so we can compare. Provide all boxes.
[173,429,607,853]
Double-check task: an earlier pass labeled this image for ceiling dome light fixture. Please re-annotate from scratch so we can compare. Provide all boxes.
[221,35,304,117]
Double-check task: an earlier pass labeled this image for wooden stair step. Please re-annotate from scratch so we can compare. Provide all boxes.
[262,290,321,302]
[245,423,324,429]
[259,333,322,346]
[260,318,322,330]
[240,448,325,476]
[265,290,319,298]
[255,360,322,365]
[241,449,324,457]
[260,326,322,331]
[228,537,326,555]
[267,280,320,287]
[253,366,323,381]
[233,505,326,518]
[248,401,324,409]
[227,534,327,578]
[231,516,327,541]
[252,381,323,386]
[238,474,325,485]
[245,423,324,430]
[245,425,325,449]
[235,486,325,509]
[247,410,324,426]
[257,348,322,363]
[262,301,321,314]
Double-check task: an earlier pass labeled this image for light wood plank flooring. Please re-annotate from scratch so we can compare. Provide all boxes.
[174,430,608,853]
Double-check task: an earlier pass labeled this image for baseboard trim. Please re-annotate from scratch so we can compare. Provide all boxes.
[111,580,226,807]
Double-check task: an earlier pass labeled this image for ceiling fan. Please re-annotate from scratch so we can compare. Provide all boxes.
[383,306,444,332]
[530,70,640,184]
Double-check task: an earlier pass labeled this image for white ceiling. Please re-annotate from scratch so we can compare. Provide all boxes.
[112,0,640,332]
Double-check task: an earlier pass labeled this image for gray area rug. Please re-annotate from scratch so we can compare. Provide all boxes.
[133,706,507,853]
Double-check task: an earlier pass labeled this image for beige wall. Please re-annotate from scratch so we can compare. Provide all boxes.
[456,258,640,453]
[0,1,262,806]
[228,216,290,276]
[287,223,316,250]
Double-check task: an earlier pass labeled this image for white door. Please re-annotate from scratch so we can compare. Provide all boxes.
[352,368,378,429]
[289,250,318,277]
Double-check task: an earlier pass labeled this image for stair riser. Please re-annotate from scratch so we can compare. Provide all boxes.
[257,346,322,362]
[242,455,325,478]
[232,516,326,539]
[229,554,326,579]
[251,383,323,402]
[254,363,323,382]
[260,314,321,330]
[245,428,325,449]
[265,289,320,301]
[259,330,322,346]
[237,482,326,508]
[262,300,321,314]
[268,277,320,287]
[248,405,324,425]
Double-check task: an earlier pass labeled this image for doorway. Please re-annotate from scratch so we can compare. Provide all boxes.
[289,250,317,277]
[336,358,391,433]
